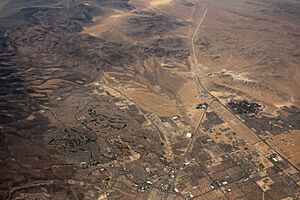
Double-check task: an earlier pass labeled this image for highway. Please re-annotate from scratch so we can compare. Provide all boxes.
[189,2,300,191]
[188,2,300,171]
[164,8,215,200]
[166,3,299,198]
[165,99,214,199]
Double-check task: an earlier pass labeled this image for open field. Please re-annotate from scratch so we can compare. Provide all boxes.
[192,0,300,114]
[267,130,300,168]
[150,0,172,6]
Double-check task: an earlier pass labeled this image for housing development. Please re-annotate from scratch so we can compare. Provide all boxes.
[0,0,299,199]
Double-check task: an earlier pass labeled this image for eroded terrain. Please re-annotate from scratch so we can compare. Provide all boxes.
[0,0,300,199]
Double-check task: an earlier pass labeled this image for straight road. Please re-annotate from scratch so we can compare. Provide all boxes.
[190,3,300,174]
[164,8,213,200]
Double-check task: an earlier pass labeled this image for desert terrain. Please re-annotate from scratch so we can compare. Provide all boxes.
[0,0,299,199]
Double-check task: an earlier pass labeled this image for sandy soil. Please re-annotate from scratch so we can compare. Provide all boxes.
[83,13,127,37]
[0,0,9,10]
[267,130,300,167]
[192,0,300,114]
[2,0,300,199]
[33,79,71,89]
[177,80,204,124]
[118,85,180,117]
[150,0,172,6]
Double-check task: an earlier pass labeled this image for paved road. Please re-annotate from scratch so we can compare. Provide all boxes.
[164,8,213,200]
[190,2,300,176]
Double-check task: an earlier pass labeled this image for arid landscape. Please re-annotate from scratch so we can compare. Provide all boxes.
[0,0,300,199]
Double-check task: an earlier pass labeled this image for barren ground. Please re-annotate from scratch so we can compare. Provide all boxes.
[0,0,299,199]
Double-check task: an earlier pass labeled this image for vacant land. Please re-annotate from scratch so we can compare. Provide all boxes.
[150,0,172,6]
[267,130,300,168]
